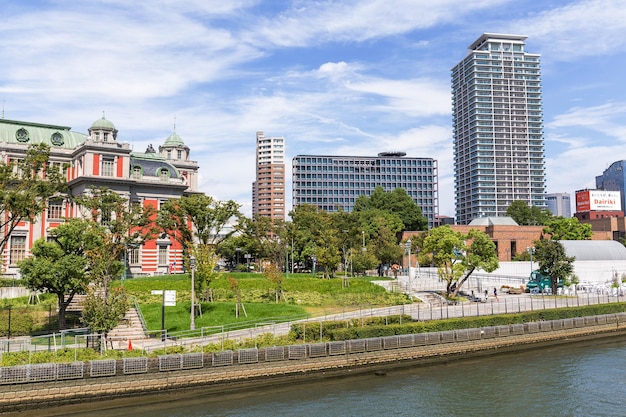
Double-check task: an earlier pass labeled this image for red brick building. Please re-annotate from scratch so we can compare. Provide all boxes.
[0,115,199,276]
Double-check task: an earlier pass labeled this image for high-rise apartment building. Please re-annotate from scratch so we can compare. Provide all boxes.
[292,152,438,228]
[252,131,285,220]
[546,192,571,218]
[452,33,546,224]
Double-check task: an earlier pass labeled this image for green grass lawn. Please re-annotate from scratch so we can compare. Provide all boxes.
[140,301,308,333]
[120,272,409,334]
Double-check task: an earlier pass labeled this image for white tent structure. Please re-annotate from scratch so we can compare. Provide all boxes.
[559,240,626,287]
[482,240,626,289]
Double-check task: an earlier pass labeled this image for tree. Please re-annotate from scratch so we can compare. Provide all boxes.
[533,239,575,294]
[506,200,552,225]
[192,244,223,302]
[354,186,428,231]
[81,286,128,349]
[266,263,286,303]
[0,143,67,257]
[158,194,242,253]
[19,219,103,329]
[422,225,499,297]
[80,233,129,346]
[75,187,156,239]
[237,215,287,268]
[290,205,340,278]
[542,217,592,240]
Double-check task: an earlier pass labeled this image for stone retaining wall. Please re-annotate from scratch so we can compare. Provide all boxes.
[1,315,625,414]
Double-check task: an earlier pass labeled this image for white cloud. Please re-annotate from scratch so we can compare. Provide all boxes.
[513,0,626,60]
[347,78,450,117]
[547,102,626,142]
[246,0,511,47]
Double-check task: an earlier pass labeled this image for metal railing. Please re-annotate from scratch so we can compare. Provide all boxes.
[0,312,623,386]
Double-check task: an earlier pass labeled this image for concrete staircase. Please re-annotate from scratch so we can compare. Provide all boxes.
[414,291,446,306]
[107,307,148,350]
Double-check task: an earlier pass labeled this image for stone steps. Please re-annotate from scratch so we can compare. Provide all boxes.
[108,307,147,341]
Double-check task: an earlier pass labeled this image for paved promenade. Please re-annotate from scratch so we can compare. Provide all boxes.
[136,272,624,352]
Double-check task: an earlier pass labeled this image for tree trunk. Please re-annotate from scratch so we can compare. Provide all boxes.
[57,296,67,330]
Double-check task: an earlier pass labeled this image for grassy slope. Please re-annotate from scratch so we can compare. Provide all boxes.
[119,273,408,332]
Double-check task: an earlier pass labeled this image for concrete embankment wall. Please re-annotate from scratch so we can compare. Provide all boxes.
[1,316,625,414]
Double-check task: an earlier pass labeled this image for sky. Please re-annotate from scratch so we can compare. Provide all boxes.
[2,0,626,218]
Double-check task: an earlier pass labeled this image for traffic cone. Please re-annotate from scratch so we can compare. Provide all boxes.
[128,339,133,351]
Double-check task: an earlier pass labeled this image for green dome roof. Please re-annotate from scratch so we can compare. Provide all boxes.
[164,131,185,146]
[90,115,116,130]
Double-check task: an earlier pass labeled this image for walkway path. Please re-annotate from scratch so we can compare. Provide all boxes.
[135,273,623,352]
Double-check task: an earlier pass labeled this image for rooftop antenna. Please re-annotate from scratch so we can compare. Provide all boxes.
[1,99,4,119]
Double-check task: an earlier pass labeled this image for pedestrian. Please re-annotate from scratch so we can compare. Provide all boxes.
[484,290,488,302]
[493,287,499,302]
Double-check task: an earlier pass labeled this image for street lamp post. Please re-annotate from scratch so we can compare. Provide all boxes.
[526,246,535,275]
[244,253,251,272]
[285,244,289,279]
[362,231,366,252]
[189,255,196,331]
[405,239,412,301]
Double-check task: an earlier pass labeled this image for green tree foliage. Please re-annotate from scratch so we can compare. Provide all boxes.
[19,219,103,329]
[0,143,67,255]
[506,200,552,225]
[81,286,128,344]
[533,239,575,294]
[236,216,288,268]
[371,219,404,267]
[192,244,223,302]
[354,186,428,231]
[422,225,499,296]
[290,205,340,278]
[157,194,242,254]
[265,263,285,303]
[81,233,128,341]
[542,217,592,240]
[74,186,158,260]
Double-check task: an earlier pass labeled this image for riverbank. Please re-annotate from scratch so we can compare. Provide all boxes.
[1,315,625,416]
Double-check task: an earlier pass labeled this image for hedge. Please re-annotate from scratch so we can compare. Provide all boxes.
[290,304,626,341]
[0,308,34,336]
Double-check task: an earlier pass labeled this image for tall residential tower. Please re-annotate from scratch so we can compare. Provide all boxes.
[252,131,285,220]
[452,33,546,224]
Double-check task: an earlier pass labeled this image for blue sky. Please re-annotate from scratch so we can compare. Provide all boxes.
[2,0,626,218]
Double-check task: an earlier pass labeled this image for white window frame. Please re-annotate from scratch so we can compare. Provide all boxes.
[10,235,26,265]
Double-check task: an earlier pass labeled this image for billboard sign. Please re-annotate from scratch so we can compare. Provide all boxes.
[576,190,621,211]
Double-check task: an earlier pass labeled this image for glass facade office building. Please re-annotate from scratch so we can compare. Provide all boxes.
[596,160,626,213]
[292,152,438,228]
[452,33,546,224]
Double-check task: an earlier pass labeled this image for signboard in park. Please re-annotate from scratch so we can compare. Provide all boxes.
[164,290,176,306]
[151,290,177,306]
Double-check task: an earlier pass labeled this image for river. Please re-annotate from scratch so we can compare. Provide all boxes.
[26,335,624,417]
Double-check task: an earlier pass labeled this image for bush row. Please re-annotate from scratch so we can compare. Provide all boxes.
[0,279,25,288]
[290,315,413,340]
[290,304,626,341]
[0,309,34,336]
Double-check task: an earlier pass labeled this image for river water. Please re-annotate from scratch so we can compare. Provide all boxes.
[37,336,626,417]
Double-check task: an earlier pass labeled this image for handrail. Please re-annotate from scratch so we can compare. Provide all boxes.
[133,297,148,333]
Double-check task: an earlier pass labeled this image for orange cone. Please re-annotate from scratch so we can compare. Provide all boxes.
[128,339,133,351]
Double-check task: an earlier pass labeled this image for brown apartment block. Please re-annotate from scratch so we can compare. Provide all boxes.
[252,131,285,220]
[404,216,622,263]
[404,218,543,262]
